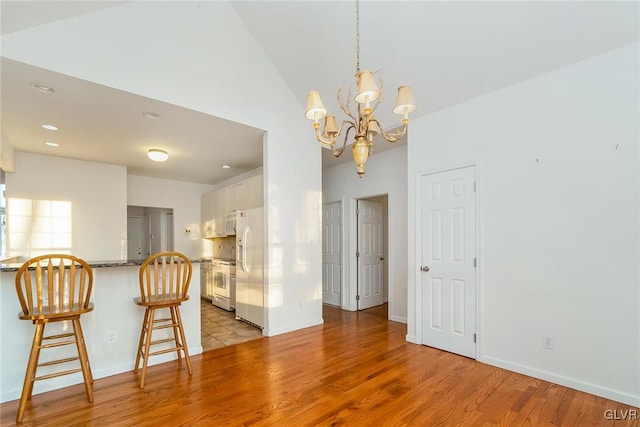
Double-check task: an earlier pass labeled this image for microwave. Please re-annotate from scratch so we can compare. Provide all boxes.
[224,213,236,236]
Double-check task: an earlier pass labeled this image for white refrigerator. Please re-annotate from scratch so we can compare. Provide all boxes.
[235,208,264,328]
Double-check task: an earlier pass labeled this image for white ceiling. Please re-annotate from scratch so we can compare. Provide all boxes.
[1,1,638,183]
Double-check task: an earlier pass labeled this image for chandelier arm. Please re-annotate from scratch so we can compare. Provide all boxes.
[331,124,355,157]
[314,127,339,146]
[315,120,356,149]
[337,87,357,123]
[372,119,408,143]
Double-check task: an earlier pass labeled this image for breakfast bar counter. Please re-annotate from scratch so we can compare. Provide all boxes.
[0,259,203,403]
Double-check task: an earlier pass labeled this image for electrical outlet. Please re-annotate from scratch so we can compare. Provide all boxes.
[107,329,118,344]
[543,335,553,350]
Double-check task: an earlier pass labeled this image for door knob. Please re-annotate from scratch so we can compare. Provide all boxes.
[421,266,430,272]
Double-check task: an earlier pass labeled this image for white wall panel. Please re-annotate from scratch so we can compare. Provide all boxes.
[407,43,640,406]
[5,152,126,260]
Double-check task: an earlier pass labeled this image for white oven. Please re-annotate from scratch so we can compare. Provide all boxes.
[211,259,236,311]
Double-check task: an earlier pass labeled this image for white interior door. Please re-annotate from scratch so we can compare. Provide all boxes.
[357,200,383,310]
[420,166,476,358]
[322,202,342,307]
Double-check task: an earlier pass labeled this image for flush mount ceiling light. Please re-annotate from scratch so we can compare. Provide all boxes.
[31,83,57,94]
[222,164,231,169]
[41,124,58,131]
[44,141,60,147]
[305,0,416,177]
[147,149,168,162]
[143,112,160,120]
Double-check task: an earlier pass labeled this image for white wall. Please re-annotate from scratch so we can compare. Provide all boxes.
[127,175,211,259]
[323,144,408,323]
[1,1,323,337]
[5,152,127,260]
[407,43,640,406]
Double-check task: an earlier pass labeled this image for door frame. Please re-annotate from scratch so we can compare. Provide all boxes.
[356,197,386,311]
[343,193,389,312]
[413,163,482,358]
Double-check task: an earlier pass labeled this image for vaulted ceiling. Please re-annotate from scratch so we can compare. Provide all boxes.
[1,1,637,184]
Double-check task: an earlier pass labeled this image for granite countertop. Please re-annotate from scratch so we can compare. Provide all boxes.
[0,258,209,273]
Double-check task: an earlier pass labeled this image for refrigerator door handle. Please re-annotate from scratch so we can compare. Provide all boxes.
[242,226,250,273]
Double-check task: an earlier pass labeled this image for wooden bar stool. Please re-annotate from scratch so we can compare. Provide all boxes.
[14,254,94,423]
[134,252,193,388]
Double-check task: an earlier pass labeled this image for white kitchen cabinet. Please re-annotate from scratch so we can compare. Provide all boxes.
[212,187,227,237]
[201,173,263,239]
[235,181,247,211]
[201,191,215,238]
[226,183,238,214]
[245,174,263,209]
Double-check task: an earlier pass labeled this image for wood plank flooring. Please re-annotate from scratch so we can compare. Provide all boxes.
[2,304,638,426]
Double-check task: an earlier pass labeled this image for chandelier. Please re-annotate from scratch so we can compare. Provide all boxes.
[305,0,416,177]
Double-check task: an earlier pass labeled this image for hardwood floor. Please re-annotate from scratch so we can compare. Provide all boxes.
[2,304,637,426]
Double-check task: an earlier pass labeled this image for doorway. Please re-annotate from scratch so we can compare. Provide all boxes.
[126,206,174,258]
[419,166,477,358]
[321,195,389,315]
[322,201,342,307]
[356,197,386,311]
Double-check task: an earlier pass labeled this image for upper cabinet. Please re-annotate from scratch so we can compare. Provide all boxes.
[244,174,263,209]
[201,191,215,239]
[201,173,263,239]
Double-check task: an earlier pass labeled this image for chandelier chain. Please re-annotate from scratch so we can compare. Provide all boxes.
[356,0,360,72]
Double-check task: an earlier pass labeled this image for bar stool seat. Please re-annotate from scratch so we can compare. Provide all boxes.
[133,252,193,388]
[14,254,94,423]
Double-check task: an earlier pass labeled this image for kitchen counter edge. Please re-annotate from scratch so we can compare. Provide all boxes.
[1,258,210,273]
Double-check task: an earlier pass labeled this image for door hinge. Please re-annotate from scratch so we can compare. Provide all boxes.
[356,294,360,301]
[474,333,477,343]
[356,208,360,215]
[474,257,476,268]
[356,251,360,258]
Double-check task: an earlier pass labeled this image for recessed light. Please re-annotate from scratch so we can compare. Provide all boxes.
[222,164,231,169]
[41,124,58,131]
[148,149,168,162]
[45,141,60,147]
[31,83,57,94]
[143,112,160,120]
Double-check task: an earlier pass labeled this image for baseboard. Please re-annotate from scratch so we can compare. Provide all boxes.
[263,317,324,337]
[405,334,419,344]
[479,355,640,408]
[389,314,407,324]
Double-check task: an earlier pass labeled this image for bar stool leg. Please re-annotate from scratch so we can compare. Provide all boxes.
[139,308,156,388]
[169,307,182,364]
[17,322,45,423]
[174,306,192,376]
[134,308,151,374]
[72,318,94,402]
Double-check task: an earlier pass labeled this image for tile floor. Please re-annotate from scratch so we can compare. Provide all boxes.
[200,298,264,351]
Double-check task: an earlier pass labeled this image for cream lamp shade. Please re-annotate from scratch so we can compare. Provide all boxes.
[305,91,328,121]
[355,71,381,105]
[392,86,417,115]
